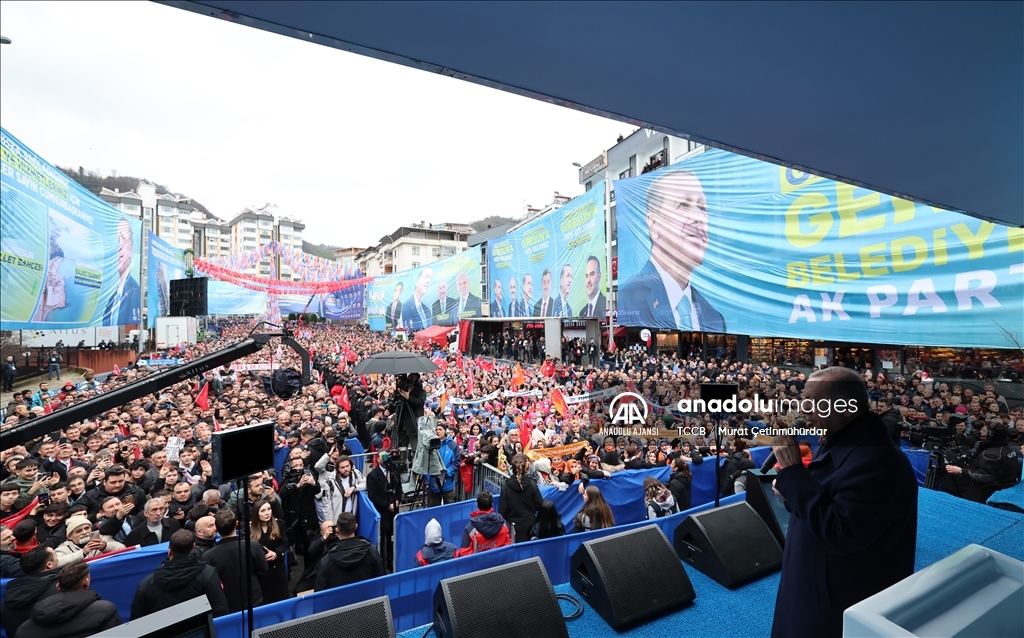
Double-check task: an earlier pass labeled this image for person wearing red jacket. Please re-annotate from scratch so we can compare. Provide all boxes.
[455,492,512,557]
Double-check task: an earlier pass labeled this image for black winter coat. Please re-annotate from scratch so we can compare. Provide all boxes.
[15,589,121,638]
[771,412,917,638]
[666,470,693,511]
[131,555,230,619]
[124,517,180,548]
[498,475,544,542]
[78,483,146,519]
[199,536,269,613]
[1,571,59,637]
[314,536,384,591]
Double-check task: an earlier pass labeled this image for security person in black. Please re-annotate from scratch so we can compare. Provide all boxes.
[945,423,1021,503]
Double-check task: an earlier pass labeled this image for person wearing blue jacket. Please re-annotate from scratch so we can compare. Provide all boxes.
[427,424,459,506]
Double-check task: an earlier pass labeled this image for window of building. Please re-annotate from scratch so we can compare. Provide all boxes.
[411,246,420,255]
[258,220,273,228]
[442,247,455,257]
[160,225,173,234]
[585,181,593,192]
[411,262,420,268]
[619,170,631,180]
[431,247,441,257]
[629,154,637,177]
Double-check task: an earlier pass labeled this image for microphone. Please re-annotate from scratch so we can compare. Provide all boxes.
[760,451,777,473]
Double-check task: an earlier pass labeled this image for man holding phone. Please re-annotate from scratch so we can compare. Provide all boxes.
[78,466,146,519]
[54,515,126,566]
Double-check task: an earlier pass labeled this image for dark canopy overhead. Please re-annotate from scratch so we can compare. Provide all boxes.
[161,1,1023,226]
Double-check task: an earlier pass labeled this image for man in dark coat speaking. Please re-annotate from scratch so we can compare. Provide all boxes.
[770,367,917,638]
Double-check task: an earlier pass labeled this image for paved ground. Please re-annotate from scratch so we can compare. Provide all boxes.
[2,369,87,405]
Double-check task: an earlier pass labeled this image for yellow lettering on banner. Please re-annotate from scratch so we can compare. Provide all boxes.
[950,222,994,260]
[1008,227,1023,253]
[809,255,835,284]
[933,228,948,266]
[892,197,917,224]
[786,261,810,288]
[891,236,928,273]
[860,242,889,278]
[837,183,884,238]
[785,192,832,248]
[834,253,861,282]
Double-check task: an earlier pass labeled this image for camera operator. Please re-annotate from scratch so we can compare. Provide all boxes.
[944,423,1021,503]
[278,457,320,558]
[393,373,426,450]
[293,520,339,595]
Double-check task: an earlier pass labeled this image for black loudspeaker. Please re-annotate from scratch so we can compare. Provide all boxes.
[252,596,394,638]
[674,501,783,588]
[743,469,790,548]
[570,526,695,631]
[433,557,567,638]
[169,277,208,316]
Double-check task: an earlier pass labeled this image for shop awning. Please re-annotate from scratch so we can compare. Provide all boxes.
[602,326,627,337]
[413,325,456,348]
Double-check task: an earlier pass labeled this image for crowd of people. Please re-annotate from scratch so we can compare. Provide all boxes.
[1,320,1020,636]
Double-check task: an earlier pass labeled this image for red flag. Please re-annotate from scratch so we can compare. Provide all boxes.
[42,403,54,415]
[195,381,210,412]
[118,422,128,438]
[346,350,357,363]
[2,498,38,528]
[338,359,346,373]
[586,373,595,392]
[551,388,569,416]
[360,375,368,387]
[212,414,222,432]
[338,386,351,412]
[112,365,121,376]
[133,445,142,459]
[439,391,448,414]
[477,358,495,373]
[540,360,555,378]
[466,375,474,397]
[456,351,464,372]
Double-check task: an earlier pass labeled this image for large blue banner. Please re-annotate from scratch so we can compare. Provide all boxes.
[367,246,483,331]
[487,187,607,319]
[1,129,143,329]
[614,149,1023,348]
[210,280,268,316]
[145,231,186,329]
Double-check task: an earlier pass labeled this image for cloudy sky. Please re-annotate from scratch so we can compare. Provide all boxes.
[0,2,631,248]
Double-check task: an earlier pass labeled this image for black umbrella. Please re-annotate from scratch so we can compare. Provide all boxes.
[350,351,439,376]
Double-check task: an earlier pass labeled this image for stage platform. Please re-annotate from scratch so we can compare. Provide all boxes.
[396,488,1024,638]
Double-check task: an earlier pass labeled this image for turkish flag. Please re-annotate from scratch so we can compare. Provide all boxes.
[540,360,555,378]
[477,358,495,373]
[195,381,210,412]
[466,375,474,397]
[512,364,525,390]
[456,351,465,372]
[338,386,351,412]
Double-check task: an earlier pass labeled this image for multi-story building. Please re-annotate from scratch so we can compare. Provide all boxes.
[225,204,305,280]
[576,129,706,315]
[333,246,365,265]
[356,222,473,277]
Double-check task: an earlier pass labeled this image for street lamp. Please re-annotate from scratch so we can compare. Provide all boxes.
[0,36,12,45]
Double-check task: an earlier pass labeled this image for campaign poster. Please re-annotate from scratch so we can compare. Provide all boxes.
[1,128,142,329]
[487,187,607,320]
[367,246,483,331]
[614,148,1023,348]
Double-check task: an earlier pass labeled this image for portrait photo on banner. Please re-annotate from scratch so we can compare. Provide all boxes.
[613,148,1022,348]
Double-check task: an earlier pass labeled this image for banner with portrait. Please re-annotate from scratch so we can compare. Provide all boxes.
[145,231,186,329]
[614,148,1023,348]
[367,246,483,331]
[1,128,143,329]
[487,187,607,320]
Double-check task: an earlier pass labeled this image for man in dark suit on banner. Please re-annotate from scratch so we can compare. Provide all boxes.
[430,279,456,326]
[453,272,481,319]
[618,170,725,332]
[533,269,556,317]
[401,267,433,331]
[103,218,141,326]
[554,264,574,317]
[581,255,606,319]
[506,277,522,317]
[770,368,917,638]
[491,279,505,318]
[384,282,403,329]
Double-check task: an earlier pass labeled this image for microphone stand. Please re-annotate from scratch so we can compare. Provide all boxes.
[713,411,724,509]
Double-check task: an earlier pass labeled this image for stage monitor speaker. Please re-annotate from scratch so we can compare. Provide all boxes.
[169,277,208,316]
[433,557,567,638]
[251,596,394,638]
[210,421,275,485]
[743,469,790,548]
[570,526,695,631]
[674,501,783,588]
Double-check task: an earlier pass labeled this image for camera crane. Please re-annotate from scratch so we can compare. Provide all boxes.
[1,330,310,450]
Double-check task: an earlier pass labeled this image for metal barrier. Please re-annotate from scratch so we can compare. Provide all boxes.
[476,462,510,496]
